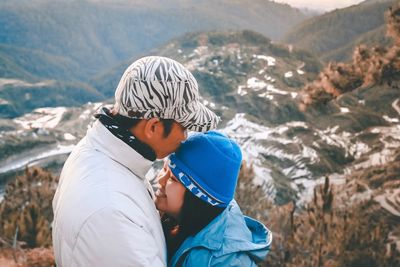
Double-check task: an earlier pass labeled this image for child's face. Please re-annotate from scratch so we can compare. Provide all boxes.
[155,161,186,219]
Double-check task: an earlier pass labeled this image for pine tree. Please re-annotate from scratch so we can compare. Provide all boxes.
[0,167,57,249]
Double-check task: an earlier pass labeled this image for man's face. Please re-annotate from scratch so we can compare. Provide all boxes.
[153,121,187,159]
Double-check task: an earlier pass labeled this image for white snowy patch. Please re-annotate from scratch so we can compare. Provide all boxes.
[353,151,392,170]
[193,46,208,56]
[92,102,103,111]
[340,107,350,113]
[264,75,274,82]
[0,98,9,105]
[221,114,317,193]
[64,133,76,141]
[284,71,293,78]
[14,107,66,129]
[184,47,210,71]
[240,77,289,99]
[237,85,247,96]
[374,188,400,217]
[79,109,92,120]
[258,93,274,100]
[383,115,399,123]
[78,102,103,120]
[315,126,370,159]
[237,77,289,97]
[201,99,217,109]
[0,78,55,89]
[247,77,267,91]
[253,55,276,66]
[297,62,306,75]
[392,99,400,115]
[265,85,288,95]
[352,125,400,170]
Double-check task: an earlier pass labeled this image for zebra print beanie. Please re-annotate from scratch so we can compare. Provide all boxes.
[113,56,220,132]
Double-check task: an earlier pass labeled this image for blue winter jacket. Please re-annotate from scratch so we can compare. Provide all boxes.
[169,200,272,267]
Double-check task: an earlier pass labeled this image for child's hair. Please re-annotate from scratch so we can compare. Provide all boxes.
[162,189,225,261]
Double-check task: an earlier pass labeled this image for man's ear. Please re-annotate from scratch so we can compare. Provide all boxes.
[143,118,162,139]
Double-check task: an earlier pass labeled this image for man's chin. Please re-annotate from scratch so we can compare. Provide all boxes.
[156,153,169,160]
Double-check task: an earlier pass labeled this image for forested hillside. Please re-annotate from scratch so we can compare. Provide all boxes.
[0,0,308,82]
[0,79,103,118]
[92,30,322,99]
[283,0,395,62]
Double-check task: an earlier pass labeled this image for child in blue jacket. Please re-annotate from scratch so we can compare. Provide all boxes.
[155,131,272,266]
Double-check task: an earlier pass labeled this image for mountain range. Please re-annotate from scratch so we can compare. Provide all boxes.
[1,20,399,204]
[0,0,308,81]
[1,0,397,119]
[0,0,313,118]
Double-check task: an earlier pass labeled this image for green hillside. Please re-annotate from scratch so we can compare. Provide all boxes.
[0,80,103,118]
[0,0,309,81]
[320,25,391,62]
[0,44,83,82]
[92,30,322,100]
[282,0,395,62]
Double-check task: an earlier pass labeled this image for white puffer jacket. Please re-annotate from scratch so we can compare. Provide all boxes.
[52,120,166,267]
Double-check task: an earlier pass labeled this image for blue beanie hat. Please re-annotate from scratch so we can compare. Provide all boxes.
[168,131,242,207]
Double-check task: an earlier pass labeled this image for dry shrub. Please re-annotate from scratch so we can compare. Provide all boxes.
[25,248,55,267]
[235,161,273,221]
[236,162,400,267]
[0,167,58,249]
[299,2,400,109]
[387,4,400,45]
[0,247,55,267]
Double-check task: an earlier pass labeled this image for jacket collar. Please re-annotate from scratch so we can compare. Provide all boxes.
[170,200,272,266]
[87,120,153,180]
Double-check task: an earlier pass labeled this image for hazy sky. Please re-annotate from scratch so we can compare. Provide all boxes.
[273,0,365,11]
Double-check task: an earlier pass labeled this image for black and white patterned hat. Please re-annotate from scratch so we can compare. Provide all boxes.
[113,56,220,132]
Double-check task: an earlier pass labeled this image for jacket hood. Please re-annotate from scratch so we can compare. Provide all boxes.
[171,200,272,265]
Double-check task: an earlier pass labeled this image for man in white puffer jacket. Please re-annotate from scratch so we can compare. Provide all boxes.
[52,56,220,267]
